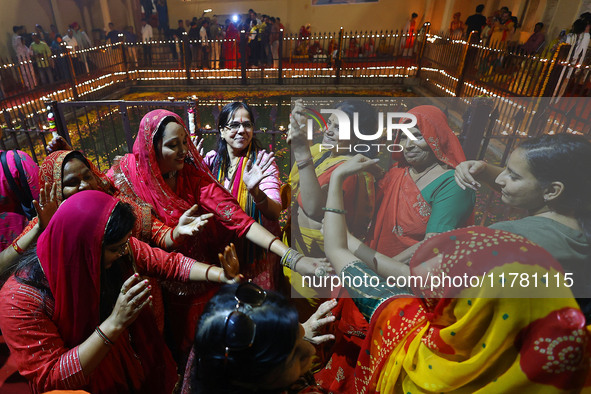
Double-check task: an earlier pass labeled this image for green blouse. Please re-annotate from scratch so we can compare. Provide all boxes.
[421,170,475,234]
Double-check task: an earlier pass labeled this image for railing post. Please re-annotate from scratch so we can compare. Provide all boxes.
[240,30,247,85]
[278,29,284,85]
[415,22,430,79]
[542,43,571,97]
[120,40,129,81]
[48,100,72,146]
[183,33,191,83]
[460,97,493,159]
[118,102,134,152]
[335,27,344,84]
[64,47,79,99]
[455,31,476,97]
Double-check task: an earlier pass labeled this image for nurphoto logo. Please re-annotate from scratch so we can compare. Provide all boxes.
[301,104,417,153]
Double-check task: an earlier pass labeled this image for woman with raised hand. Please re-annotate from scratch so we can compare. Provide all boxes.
[455,133,591,320]
[287,99,378,320]
[321,154,590,393]
[313,105,474,392]
[0,150,213,334]
[1,150,211,274]
[203,101,282,290]
[0,190,238,394]
[108,109,329,363]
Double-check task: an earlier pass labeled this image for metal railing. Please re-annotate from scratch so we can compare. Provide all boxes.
[1,100,289,174]
[0,27,426,131]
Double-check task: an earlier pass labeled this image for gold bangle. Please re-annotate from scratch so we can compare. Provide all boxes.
[12,242,24,255]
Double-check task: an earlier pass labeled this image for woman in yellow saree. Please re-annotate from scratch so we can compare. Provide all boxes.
[322,154,590,393]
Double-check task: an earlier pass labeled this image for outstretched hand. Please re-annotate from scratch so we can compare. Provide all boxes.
[295,256,335,277]
[33,182,58,230]
[454,160,485,191]
[302,299,337,344]
[176,204,213,237]
[109,274,152,330]
[243,151,275,192]
[47,135,73,153]
[219,243,240,280]
[287,99,308,146]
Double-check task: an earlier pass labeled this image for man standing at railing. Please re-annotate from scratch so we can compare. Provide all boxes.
[209,16,222,69]
[70,22,91,73]
[30,33,54,85]
[200,19,210,69]
[465,4,487,39]
[106,22,121,45]
[141,18,153,66]
[62,28,83,75]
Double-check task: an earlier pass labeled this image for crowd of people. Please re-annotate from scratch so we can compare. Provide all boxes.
[0,98,589,393]
[8,22,93,90]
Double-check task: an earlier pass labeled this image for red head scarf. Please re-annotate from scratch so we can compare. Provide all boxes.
[37,190,117,347]
[37,190,177,392]
[39,150,115,204]
[393,105,466,168]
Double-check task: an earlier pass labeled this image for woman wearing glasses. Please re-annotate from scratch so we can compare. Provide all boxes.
[109,109,329,364]
[203,101,282,291]
[0,191,237,393]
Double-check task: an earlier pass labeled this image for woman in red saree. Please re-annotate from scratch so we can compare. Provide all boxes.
[2,150,209,270]
[109,109,325,363]
[223,21,239,68]
[322,156,591,392]
[1,150,211,333]
[369,105,474,261]
[0,190,235,393]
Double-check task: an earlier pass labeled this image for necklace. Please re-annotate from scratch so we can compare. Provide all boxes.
[226,158,240,178]
[162,170,177,179]
[410,163,439,184]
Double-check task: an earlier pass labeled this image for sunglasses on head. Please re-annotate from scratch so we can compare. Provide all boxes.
[223,281,267,361]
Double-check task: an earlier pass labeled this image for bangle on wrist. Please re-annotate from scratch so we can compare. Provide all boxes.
[280,248,303,270]
[205,265,214,282]
[218,269,223,283]
[267,236,280,253]
[296,156,313,170]
[12,242,24,255]
[169,229,181,246]
[322,207,347,214]
[95,326,114,346]
[292,254,303,271]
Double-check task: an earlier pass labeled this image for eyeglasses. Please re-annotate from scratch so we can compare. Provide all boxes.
[225,121,254,132]
[113,241,129,257]
[223,282,266,361]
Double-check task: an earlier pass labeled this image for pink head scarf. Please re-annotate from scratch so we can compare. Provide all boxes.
[117,110,211,226]
[37,190,117,346]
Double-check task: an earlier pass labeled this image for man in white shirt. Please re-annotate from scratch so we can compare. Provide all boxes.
[141,18,153,65]
[62,28,83,74]
[199,20,209,69]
